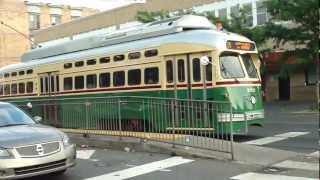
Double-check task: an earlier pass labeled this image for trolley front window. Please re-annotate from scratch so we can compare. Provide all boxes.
[242,54,258,78]
[219,53,245,79]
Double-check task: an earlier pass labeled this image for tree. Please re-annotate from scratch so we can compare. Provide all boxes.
[264,0,319,108]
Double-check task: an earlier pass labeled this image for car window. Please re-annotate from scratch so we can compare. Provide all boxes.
[0,104,35,127]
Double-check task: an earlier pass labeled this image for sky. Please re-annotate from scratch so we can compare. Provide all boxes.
[27,0,146,11]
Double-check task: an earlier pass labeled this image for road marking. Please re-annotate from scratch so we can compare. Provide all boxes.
[243,131,309,145]
[77,150,96,160]
[275,132,309,138]
[231,172,318,180]
[85,156,194,180]
[307,151,319,158]
[273,160,319,171]
[243,137,287,145]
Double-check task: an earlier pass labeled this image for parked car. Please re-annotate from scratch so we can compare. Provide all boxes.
[0,102,76,179]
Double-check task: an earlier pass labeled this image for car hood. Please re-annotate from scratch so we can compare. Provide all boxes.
[0,124,63,148]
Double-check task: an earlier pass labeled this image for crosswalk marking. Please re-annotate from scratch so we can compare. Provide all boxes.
[275,132,309,138]
[243,131,309,145]
[231,172,318,180]
[273,160,319,171]
[85,156,194,180]
[243,136,287,145]
[77,150,96,160]
[307,151,319,158]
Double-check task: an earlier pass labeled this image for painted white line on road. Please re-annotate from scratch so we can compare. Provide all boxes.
[243,136,287,145]
[275,132,309,138]
[77,150,96,160]
[243,131,310,145]
[273,160,319,171]
[307,151,319,158]
[231,172,317,180]
[85,156,193,180]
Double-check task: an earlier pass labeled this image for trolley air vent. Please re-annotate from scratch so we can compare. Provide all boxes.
[21,15,215,62]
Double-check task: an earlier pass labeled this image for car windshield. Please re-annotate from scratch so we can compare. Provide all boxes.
[219,52,245,79]
[0,104,35,127]
[241,54,258,78]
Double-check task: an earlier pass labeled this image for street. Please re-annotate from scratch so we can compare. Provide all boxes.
[26,101,319,180]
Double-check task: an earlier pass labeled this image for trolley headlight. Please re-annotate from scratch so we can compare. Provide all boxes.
[0,148,11,158]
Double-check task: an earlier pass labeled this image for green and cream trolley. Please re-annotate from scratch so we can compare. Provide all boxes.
[0,15,264,134]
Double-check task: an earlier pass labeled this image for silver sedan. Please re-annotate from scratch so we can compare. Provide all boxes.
[0,102,76,179]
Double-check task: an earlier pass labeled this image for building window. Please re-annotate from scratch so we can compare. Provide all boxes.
[4,73,9,78]
[230,5,240,17]
[50,14,61,26]
[128,69,141,85]
[26,82,33,93]
[114,55,125,62]
[29,13,40,30]
[243,3,253,27]
[305,68,316,86]
[113,71,125,86]
[11,84,17,95]
[256,1,268,25]
[218,8,227,19]
[87,59,97,65]
[128,52,141,60]
[75,61,84,67]
[75,76,84,90]
[166,61,173,83]
[178,59,185,82]
[145,67,159,84]
[144,49,158,57]
[87,74,97,89]
[4,84,10,95]
[99,73,110,88]
[100,57,110,64]
[64,77,73,90]
[192,58,201,82]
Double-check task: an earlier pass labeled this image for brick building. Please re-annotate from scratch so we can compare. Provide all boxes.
[0,0,98,67]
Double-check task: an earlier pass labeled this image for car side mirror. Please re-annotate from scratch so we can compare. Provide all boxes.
[34,116,42,123]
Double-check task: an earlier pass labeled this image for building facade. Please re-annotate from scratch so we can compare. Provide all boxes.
[0,0,98,67]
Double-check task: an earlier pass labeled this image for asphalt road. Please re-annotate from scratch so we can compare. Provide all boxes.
[235,101,318,154]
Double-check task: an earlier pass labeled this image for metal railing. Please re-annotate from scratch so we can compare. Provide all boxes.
[11,96,234,158]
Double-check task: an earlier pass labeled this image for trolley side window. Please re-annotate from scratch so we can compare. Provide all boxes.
[113,71,125,86]
[26,82,33,93]
[64,77,73,90]
[18,83,25,94]
[166,60,173,83]
[206,57,213,81]
[0,84,3,95]
[192,58,201,82]
[4,84,10,95]
[145,67,159,84]
[99,73,110,88]
[128,69,141,85]
[87,74,97,89]
[177,59,185,82]
[11,84,17,95]
[75,76,84,90]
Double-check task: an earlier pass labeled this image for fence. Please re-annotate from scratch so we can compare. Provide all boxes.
[11,96,234,158]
